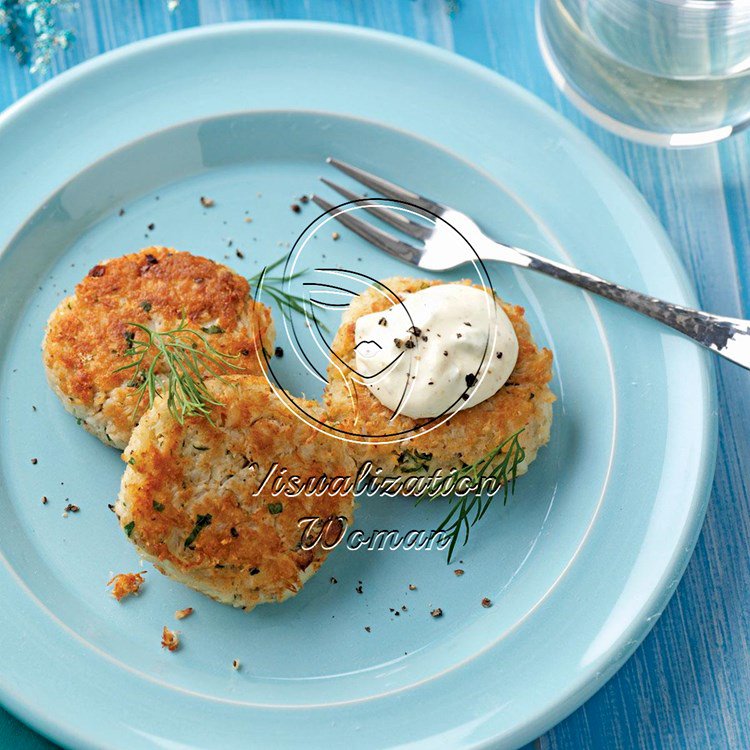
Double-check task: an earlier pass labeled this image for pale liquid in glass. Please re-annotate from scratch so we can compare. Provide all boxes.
[537,0,750,146]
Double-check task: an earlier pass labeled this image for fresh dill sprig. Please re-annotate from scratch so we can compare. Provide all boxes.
[114,315,242,425]
[432,429,526,563]
[249,255,327,329]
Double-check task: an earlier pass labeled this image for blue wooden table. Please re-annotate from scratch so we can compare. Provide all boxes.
[2,2,749,748]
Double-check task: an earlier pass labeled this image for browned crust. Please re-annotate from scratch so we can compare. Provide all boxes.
[42,247,274,447]
[116,375,356,610]
[323,277,555,476]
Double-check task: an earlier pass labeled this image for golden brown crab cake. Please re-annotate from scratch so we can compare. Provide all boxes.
[323,277,555,482]
[42,247,274,449]
[115,375,356,611]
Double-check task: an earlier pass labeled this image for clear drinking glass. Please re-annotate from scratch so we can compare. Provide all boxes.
[536,0,750,146]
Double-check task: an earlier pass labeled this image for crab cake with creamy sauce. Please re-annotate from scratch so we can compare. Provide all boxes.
[115,375,355,611]
[324,277,554,482]
[43,247,274,449]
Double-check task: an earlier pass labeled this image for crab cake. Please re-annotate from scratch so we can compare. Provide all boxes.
[324,277,554,482]
[115,375,355,611]
[43,247,274,449]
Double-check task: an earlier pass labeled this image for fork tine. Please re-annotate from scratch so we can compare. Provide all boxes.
[320,178,434,241]
[311,194,423,266]
[327,157,445,217]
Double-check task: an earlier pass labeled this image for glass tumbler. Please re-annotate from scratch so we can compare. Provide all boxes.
[536,0,750,146]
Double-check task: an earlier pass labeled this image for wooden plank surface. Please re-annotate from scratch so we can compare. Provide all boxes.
[1,1,748,748]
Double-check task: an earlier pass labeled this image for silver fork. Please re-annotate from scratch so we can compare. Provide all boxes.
[312,157,750,371]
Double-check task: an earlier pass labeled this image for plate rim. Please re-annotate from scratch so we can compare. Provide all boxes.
[0,20,718,750]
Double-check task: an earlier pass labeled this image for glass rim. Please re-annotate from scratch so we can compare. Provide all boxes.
[648,0,748,9]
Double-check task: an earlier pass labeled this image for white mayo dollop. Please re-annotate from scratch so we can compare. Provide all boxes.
[353,284,518,419]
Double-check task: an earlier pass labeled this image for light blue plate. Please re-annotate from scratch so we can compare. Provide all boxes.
[0,22,716,750]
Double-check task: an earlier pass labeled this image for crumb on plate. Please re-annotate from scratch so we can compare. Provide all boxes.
[161,626,180,651]
[108,571,146,601]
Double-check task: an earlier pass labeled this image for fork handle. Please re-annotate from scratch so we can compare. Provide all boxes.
[483,241,750,370]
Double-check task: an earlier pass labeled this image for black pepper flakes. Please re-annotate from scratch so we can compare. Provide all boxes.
[465,373,477,387]
[64,503,80,513]
[430,608,443,618]
[41,496,48,505]
[30,457,38,465]
[275,346,284,358]
[290,203,301,213]
[378,317,387,327]
[230,527,239,538]
[330,577,338,584]
[365,626,371,633]
[147,223,155,231]
[236,249,244,259]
